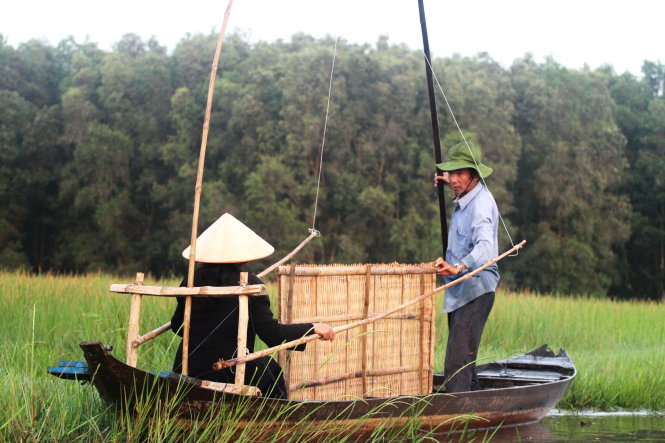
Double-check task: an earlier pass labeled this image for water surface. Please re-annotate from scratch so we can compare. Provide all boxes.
[484,411,665,442]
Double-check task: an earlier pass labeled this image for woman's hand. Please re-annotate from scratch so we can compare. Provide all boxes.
[313,323,336,341]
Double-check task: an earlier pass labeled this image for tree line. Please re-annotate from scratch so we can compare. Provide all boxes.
[0,32,663,300]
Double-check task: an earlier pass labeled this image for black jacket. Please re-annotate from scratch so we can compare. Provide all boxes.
[171,263,312,380]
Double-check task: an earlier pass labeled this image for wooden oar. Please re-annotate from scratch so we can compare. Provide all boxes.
[212,240,526,371]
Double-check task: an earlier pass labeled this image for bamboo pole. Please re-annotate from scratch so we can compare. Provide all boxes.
[277,265,437,276]
[125,272,144,367]
[183,0,235,376]
[133,321,172,347]
[235,272,249,385]
[361,265,370,397]
[399,273,405,393]
[418,274,426,394]
[213,240,526,371]
[281,264,297,395]
[109,284,266,297]
[418,0,448,257]
[289,312,429,324]
[258,230,319,278]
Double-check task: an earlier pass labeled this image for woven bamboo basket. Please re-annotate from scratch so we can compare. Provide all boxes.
[278,263,437,401]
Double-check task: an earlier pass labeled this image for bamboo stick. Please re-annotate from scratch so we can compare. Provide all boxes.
[133,321,172,347]
[312,267,319,400]
[183,0,235,377]
[290,364,429,391]
[258,230,319,278]
[125,272,144,367]
[344,275,350,394]
[109,284,266,297]
[399,274,405,394]
[235,272,249,385]
[361,265,370,397]
[212,240,526,371]
[282,264,297,395]
[277,265,437,276]
[290,312,429,324]
[418,274,426,394]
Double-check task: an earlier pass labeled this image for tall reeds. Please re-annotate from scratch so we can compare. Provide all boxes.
[0,271,662,441]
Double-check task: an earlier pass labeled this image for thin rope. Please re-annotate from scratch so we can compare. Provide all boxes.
[311,37,338,231]
[188,305,238,358]
[423,51,518,254]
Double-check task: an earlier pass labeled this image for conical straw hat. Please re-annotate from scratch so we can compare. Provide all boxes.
[181,213,274,263]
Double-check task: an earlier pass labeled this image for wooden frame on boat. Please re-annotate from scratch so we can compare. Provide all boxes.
[108,271,266,396]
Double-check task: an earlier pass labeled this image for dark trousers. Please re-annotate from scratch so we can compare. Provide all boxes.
[443,292,495,393]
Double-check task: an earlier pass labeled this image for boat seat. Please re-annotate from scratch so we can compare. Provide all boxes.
[47,361,91,382]
[477,367,564,383]
[163,372,262,396]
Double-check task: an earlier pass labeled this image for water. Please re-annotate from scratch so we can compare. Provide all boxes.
[483,411,665,442]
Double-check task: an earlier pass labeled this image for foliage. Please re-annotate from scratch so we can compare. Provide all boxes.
[0,34,663,300]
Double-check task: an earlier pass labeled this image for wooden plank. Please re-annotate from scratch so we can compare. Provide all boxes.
[200,380,262,396]
[183,295,192,376]
[235,273,249,386]
[493,356,576,371]
[476,368,564,382]
[109,283,266,297]
[125,273,144,367]
[277,265,436,276]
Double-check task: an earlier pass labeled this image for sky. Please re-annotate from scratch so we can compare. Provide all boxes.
[1,0,662,76]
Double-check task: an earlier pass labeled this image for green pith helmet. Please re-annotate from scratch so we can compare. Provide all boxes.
[436,143,493,178]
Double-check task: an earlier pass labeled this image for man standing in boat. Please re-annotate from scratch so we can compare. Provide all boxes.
[171,213,335,398]
[433,143,499,393]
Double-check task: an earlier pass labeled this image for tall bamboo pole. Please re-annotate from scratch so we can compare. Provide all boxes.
[418,0,448,257]
[182,0,235,376]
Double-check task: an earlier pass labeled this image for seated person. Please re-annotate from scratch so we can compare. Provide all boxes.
[171,213,334,398]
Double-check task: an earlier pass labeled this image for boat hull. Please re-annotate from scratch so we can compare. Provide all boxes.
[74,341,575,437]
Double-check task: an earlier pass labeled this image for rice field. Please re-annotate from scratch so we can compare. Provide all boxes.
[0,271,663,441]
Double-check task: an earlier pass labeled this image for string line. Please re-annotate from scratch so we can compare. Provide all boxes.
[311,37,338,231]
[423,52,517,253]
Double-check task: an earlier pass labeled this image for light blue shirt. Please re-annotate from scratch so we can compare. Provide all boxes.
[443,183,500,313]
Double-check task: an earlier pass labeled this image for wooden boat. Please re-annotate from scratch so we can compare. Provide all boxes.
[49,342,575,438]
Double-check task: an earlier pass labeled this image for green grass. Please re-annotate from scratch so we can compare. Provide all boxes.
[0,271,662,441]
[472,291,664,411]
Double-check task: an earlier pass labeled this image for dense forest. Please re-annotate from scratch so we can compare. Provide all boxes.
[0,32,663,300]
